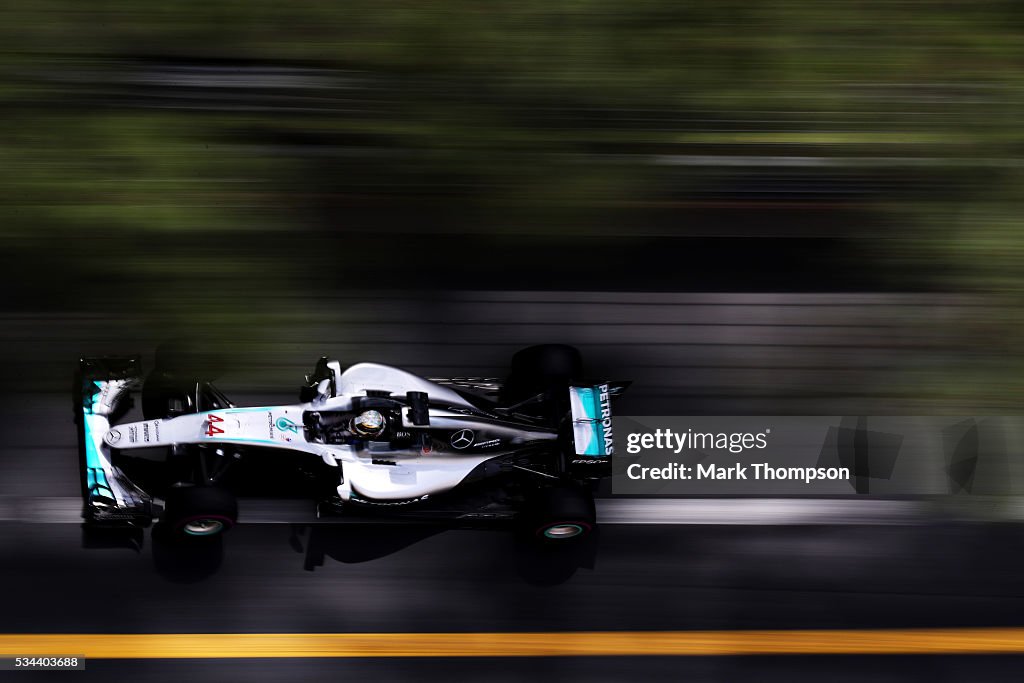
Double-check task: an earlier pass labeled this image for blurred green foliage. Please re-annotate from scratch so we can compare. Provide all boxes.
[0,2,1023,404]
[2,2,1022,255]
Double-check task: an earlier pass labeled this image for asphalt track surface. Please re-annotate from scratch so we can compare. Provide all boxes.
[4,521,1024,680]
[1,292,1021,680]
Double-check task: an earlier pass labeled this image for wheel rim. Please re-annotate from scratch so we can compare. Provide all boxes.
[543,523,584,539]
[183,518,225,536]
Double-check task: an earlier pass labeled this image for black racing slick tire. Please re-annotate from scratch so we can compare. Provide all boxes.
[142,343,234,419]
[502,344,584,412]
[509,344,582,386]
[527,485,596,542]
[153,339,225,380]
[162,486,237,539]
[141,370,197,420]
[142,341,210,419]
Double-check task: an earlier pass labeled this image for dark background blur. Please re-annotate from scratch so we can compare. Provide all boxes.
[1,2,1023,410]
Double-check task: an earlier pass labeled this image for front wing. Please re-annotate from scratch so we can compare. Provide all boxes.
[76,357,153,526]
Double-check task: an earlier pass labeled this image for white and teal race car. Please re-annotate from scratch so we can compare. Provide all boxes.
[76,345,626,544]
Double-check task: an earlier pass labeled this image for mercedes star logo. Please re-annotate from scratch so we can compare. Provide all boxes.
[450,429,474,449]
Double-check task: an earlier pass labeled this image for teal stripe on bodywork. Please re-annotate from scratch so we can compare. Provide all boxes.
[572,387,607,457]
[213,437,280,446]
[81,383,110,491]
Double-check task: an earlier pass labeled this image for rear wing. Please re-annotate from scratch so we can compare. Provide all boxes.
[76,357,153,526]
[568,382,629,470]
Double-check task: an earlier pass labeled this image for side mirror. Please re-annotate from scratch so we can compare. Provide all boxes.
[313,378,332,405]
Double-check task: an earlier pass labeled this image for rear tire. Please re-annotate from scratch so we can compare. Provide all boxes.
[509,344,582,386]
[502,344,583,418]
[162,486,237,539]
[526,485,596,543]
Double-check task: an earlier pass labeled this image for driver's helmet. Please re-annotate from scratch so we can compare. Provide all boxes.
[351,409,385,438]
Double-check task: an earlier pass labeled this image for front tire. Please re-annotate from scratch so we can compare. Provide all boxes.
[162,486,237,539]
[142,340,227,419]
[141,370,196,420]
[153,339,225,380]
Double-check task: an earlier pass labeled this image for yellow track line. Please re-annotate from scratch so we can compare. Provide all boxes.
[4,629,1024,658]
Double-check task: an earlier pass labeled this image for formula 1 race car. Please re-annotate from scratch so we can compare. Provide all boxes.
[76,345,626,544]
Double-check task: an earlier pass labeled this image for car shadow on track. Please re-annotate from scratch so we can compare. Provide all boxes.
[150,523,225,583]
[289,523,601,586]
[84,521,600,585]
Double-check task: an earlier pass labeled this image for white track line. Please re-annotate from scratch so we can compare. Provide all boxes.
[0,496,939,525]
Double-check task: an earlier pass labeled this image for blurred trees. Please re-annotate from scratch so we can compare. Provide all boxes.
[0,2,1022,339]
